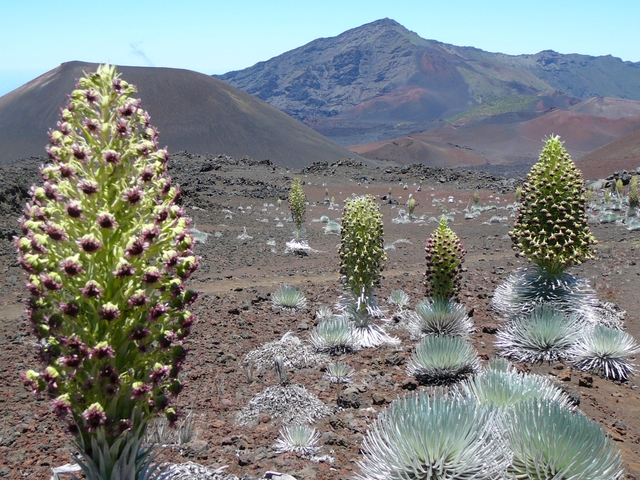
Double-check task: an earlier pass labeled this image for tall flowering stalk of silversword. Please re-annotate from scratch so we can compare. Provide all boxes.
[17,65,197,475]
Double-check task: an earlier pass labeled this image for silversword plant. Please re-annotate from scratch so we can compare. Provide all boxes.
[18,65,197,478]
[288,177,306,240]
[424,216,466,301]
[356,391,510,479]
[510,135,596,277]
[339,195,386,312]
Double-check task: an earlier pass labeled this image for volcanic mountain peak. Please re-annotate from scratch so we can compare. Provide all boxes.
[219,19,640,174]
[0,61,364,167]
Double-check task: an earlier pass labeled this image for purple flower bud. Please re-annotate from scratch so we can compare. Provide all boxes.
[77,234,102,253]
[84,89,99,104]
[122,187,142,205]
[25,280,42,297]
[29,236,47,255]
[51,395,72,418]
[66,201,83,218]
[112,77,123,92]
[61,301,80,317]
[112,260,136,278]
[102,150,120,165]
[130,326,150,341]
[71,143,90,162]
[118,99,139,117]
[78,180,99,196]
[64,335,89,356]
[138,143,151,157]
[97,212,118,229]
[60,354,82,368]
[149,364,170,384]
[142,267,162,284]
[82,403,106,432]
[21,370,42,394]
[148,303,167,320]
[25,204,46,221]
[67,422,79,435]
[99,303,120,321]
[141,225,159,242]
[60,256,84,276]
[163,251,179,268]
[159,331,177,348]
[40,273,62,291]
[128,291,148,307]
[131,382,151,400]
[140,166,155,182]
[115,118,130,137]
[155,208,169,224]
[43,182,62,201]
[57,121,72,136]
[83,118,99,134]
[90,342,115,359]
[125,237,147,257]
[99,365,119,383]
[44,223,67,241]
[81,280,103,298]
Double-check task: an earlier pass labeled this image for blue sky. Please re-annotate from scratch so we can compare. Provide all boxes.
[1,0,639,97]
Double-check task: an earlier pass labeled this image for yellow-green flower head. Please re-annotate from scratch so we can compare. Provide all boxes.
[288,177,307,229]
[339,195,386,299]
[425,217,466,301]
[510,135,596,275]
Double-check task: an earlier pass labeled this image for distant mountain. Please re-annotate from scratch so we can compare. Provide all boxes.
[218,18,640,171]
[350,108,640,177]
[219,18,640,123]
[0,61,363,167]
[577,129,640,179]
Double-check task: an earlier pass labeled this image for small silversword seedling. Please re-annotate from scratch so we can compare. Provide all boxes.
[18,65,197,476]
[510,135,596,276]
[339,195,386,311]
[424,217,466,301]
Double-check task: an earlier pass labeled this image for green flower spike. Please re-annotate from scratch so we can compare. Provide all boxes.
[17,64,198,474]
[288,177,306,237]
[510,134,596,277]
[339,195,386,310]
[425,216,466,302]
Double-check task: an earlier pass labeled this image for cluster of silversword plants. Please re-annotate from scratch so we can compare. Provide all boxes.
[18,65,197,479]
[494,135,639,381]
[17,66,638,479]
[357,359,624,479]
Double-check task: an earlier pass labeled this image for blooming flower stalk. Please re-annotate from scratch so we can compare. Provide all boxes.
[17,65,197,460]
[424,216,466,301]
[288,177,306,238]
[510,135,596,276]
[339,195,386,311]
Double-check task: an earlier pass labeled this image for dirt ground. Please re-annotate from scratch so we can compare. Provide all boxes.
[0,154,639,479]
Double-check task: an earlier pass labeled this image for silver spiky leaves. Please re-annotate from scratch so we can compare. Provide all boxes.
[571,326,639,381]
[356,391,510,480]
[495,304,584,363]
[505,400,623,479]
[407,335,480,385]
